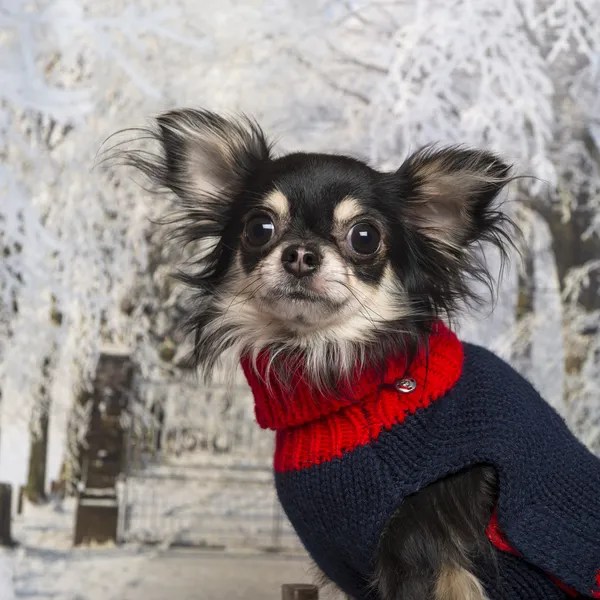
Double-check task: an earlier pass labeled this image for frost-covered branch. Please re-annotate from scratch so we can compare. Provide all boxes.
[0,0,200,498]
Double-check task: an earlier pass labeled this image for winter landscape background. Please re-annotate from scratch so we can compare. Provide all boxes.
[1,0,599,598]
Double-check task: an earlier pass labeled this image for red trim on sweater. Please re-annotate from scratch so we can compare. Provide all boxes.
[592,570,600,598]
[485,510,579,598]
[241,322,463,472]
[485,509,520,557]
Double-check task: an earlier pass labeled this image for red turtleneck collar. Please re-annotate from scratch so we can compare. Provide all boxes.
[241,322,464,472]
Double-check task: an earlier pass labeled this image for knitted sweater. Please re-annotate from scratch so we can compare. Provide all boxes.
[241,324,600,600]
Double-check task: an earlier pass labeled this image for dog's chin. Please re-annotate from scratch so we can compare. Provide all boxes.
[257,287,350,332]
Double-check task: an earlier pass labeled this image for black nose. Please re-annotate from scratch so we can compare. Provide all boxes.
[281,244,321,278]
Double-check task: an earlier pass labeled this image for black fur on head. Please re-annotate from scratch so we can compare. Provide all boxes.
[106,108,516,388]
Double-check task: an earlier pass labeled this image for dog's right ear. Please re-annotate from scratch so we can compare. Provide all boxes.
[153,108,271,203]
[108,109,272,274]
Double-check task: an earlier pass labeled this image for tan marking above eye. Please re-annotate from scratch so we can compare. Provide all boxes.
[261,189,289,219]
[333,197,364,225]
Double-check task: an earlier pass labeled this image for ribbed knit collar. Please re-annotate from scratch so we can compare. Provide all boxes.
[241,321,464,432]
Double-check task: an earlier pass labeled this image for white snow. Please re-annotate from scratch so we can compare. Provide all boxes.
[118,459,300,550]
[6,461,302,600]
[10,499,153,600]
[0,552,14,600]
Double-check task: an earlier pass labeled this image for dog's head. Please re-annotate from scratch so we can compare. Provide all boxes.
[116,109,514,385]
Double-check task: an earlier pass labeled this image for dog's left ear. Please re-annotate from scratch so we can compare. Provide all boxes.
[398,146,513,248]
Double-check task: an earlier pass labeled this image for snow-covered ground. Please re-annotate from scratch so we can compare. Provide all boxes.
[124,549,334,600]
[7,499,153,600]
[7,487,306,600]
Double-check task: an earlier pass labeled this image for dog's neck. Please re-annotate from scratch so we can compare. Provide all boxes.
[241,321,463,432]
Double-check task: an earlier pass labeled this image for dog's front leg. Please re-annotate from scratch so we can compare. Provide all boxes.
[373,465,497,600]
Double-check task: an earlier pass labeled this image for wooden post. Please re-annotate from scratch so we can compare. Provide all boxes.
[73,491,119,546]
[0,483,14,546]
[281,584,319,600]
[72,351,132,546]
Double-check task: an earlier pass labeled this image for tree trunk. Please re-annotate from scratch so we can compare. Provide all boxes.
[0,483,13,547]
[25,408,49,504]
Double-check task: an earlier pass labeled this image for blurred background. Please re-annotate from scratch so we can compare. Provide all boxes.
[0,0,599,599]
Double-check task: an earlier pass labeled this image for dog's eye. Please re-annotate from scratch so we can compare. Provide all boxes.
[245,214,275,247]
[348,223,381,255]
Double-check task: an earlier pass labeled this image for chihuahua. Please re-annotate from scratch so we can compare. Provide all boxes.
[111,109,595,600]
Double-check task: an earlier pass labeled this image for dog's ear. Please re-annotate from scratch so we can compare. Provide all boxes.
[398,146,513,249]
[109,109,271,275]
[155,109,271,202]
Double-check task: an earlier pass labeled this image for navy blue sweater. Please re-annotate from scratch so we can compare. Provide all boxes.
[242,327,600,600]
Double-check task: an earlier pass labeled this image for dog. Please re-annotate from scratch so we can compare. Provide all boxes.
[111,109,600,600]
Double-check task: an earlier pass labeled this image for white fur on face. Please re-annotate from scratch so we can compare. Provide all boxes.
[254,244,351,325]
[202,248,411,383]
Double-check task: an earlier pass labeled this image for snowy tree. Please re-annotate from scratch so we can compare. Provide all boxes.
[0,0,199,547]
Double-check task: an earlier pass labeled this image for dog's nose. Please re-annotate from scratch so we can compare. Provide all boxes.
[281,244,321,278]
